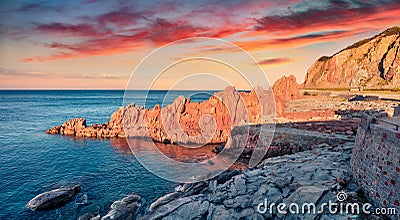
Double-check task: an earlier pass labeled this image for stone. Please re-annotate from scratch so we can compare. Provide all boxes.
[26,184,81,211]
[101,194,141,220]
[233,175,247,195]
[208,205,230,219]
[284,186,328,206]
[214,170,240,185]
[78,213,100,220]
[149,192,182,212]
[142,195,201,220]
[163,200,209,220]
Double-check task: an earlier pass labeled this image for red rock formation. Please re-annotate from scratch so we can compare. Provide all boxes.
[122,86,274,145]
[272,75,300,116]
[47,76,300,144]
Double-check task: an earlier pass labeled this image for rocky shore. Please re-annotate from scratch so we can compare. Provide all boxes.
[140,141,379,220]
[73,128,374,219]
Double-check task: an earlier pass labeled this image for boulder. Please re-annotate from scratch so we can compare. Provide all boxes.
[26,184,81,211]
[101,194,141,220]
[149,192,183,212]
[78,213,100,220]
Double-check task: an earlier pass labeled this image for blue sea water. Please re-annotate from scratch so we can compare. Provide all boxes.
[0,90,215,219]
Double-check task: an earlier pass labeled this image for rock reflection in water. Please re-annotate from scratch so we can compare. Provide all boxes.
[110,138,246,182]
[110,138,217,162]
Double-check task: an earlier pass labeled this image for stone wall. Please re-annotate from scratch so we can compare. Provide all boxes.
[350,115,400,219]
[228,125,350,150]
[394,105,400,116]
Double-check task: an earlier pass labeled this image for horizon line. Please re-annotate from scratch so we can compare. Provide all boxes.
[0,88,248,91]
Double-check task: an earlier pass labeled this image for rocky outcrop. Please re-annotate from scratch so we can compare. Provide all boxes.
[46,77,300,144]
[46,76,300,144]
[304,27,400,89]
[101,194,141,220]
[46,86,273,144]
[271,75,299,115]
[26,185,81,211]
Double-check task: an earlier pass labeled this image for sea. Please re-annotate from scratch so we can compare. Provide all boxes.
[0,90,216,219]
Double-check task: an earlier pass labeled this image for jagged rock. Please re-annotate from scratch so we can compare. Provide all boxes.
[148,192,183,212]
[214,170,241,185]
[141,195,202,220]
[47,81,301,144]
[272,75,300,116]
[26,184,81,211]
[304,27,400,89]
[45,75,303,144]
[101,194,141,220]
[78,213,100,220]
[142,142,374,220]
[284,186,328,206]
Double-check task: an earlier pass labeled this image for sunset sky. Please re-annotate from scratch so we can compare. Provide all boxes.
[1,0,400,89]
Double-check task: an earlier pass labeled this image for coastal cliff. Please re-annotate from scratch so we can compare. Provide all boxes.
[46,75,299,144]
[304,27,400,90]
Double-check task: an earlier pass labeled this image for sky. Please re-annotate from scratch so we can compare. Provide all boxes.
[0,0,399,89]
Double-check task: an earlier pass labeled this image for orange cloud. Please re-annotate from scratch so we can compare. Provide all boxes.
[258,57,293,66]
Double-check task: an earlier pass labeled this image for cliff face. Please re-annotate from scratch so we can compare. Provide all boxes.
[304,27,400,89]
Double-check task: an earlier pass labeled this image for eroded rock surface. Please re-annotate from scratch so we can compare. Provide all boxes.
[101,194,141,220]
[142,142,374,220]
[304,27,400,89]
[46,77,299,144]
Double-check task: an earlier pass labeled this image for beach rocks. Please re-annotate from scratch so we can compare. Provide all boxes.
[26,184,81,211]
[148,192,183,212]
[142,141,370,219]
[101,194,141,220]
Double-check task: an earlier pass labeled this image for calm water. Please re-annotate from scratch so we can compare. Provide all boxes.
[0,90,215,219]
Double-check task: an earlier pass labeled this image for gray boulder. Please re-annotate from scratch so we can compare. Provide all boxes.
[101,194,141,220]
[26,184,81,211]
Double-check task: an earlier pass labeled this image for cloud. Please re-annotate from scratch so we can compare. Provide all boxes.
[0,68,49,78]
[253,0,400,36]
[258,57,292,66]
[234,29,366,51]
[21,30,148,62]
[7,0,400,62]
[147,18,207,45]
[0,67,122,80]
[98,11,145,27]
[23,16,238,62]
[36,22,109,37]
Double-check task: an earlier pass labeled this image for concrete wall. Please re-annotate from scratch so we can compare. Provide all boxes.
[350,115,400,219]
